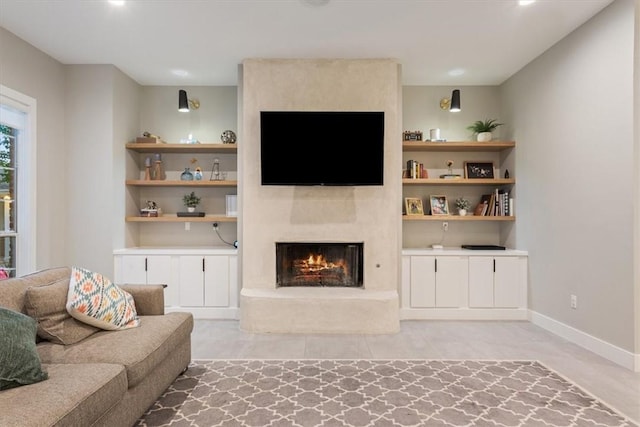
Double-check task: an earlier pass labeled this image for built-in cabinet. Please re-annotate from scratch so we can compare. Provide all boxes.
[409,256,468,308]
[113,248,239,319]
[401,249,527,319]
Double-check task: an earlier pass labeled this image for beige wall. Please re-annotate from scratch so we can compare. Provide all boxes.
[502,0,636,352]
[0,27,67,271]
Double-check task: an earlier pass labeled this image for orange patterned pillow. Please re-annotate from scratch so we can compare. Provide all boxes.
[66,267,140,330]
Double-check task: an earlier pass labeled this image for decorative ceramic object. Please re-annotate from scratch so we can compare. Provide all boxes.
[221,130,237,144]
[180,167,194,181]
[477,132,492,142]
[187,207,195,213]
[459,209,467,216]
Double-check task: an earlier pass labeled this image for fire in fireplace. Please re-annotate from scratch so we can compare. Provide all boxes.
[276,242,363,288]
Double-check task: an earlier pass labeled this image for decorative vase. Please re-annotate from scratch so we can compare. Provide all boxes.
[180,167,193,181]
[187,207,195,213]
[477,132,492,142]
[459,209,467,216]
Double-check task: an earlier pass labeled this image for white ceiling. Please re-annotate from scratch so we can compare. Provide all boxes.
[0,0,615,87]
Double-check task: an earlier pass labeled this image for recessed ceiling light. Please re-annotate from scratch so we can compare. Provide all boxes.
[108,1,125,6]
[171,69,190,77]
[519,0,535,5]
[448,68,465,76]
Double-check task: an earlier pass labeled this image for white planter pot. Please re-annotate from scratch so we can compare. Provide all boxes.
[187,207,195,213]
[458,209,467,216]
[477,132,492,142]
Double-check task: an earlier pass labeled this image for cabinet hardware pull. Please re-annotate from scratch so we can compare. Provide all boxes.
[493,259,496,273]
[202,258,205,272]
[145,258,147,272]
[435,258,437,273]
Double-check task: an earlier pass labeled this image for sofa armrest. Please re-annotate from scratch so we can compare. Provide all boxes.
[119,284,166,315]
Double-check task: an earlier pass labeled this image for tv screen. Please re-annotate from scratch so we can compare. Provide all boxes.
[260,111,384,186]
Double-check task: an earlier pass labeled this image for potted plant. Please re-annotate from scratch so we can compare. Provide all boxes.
[455,197,471,216]
[466,119,503,142]
[182,191,201,212]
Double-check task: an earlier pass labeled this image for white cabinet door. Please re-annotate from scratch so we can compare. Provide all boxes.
[435,257,467,308]
[204,256,230,307]
[409,256,467,308]
[494,257,520,308]
[468,257,494,307]
[119,255,148,284]
[179,256,205,307]
[179,255,232,308]
[410,256,436,307]
[469,256,521,308]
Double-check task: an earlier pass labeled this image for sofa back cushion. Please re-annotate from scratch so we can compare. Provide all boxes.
[0,267,71,313]
[24,278,99,345]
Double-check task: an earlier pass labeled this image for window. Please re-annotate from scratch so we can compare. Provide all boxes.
[0,86,36,278]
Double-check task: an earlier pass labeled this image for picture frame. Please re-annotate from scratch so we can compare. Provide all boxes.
[464,161,495,179]
[405,197,424,216]
[429,195,449,215]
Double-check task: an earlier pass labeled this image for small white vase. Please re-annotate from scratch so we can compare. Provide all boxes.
[477,132,492,142]
[459,209,467,216]
[187,207,195,213]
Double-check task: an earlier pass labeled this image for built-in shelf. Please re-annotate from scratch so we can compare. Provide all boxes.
[402,178,515,185]
[402,141,515,152]
[402,215,515,222]
[126,214,237,223]
[126,179,237,187]
[125,143,237,153]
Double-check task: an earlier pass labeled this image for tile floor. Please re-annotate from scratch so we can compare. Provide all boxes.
[191,319,640,424]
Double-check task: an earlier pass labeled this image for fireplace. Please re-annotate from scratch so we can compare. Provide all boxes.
[276,242,363,288]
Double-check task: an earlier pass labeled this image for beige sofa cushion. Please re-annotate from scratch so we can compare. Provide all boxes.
[0,267,71,313]
[0,363,126,427]
[44,312,193,388]
[24,278,99,345]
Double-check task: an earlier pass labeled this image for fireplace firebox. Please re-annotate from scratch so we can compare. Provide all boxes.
[276,242,363,288]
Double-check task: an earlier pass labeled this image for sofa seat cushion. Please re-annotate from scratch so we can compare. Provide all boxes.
[42,312,193,388]
[0,363,126,427]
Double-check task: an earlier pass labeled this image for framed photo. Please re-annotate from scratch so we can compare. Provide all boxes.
[429,195,449,215]
[405,197,424,216]
[464,161,495,179]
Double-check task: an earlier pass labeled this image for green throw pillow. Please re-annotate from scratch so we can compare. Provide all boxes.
[0,307,48,390]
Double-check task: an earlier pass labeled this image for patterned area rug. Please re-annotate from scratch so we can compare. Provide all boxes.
[136,359,636,427]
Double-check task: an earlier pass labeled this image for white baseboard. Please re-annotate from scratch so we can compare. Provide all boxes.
[529,310,639,372]
[400,308,528,321]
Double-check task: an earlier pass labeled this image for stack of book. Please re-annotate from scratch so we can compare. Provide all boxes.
[473,189,513,216]
[405,160,428,179]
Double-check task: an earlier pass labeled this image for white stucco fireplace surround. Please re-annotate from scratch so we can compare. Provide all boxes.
[239,58,402,334]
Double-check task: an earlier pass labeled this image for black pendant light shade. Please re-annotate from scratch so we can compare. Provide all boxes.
[450,89,461,112]
[178,89,189,112]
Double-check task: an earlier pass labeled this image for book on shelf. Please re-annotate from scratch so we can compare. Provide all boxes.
[405,160,427,179]
[474,190,512,216]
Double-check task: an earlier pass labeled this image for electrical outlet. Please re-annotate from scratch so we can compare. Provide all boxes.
[212,222,219,230]
[442,222,449,232]
[570,294,577,309]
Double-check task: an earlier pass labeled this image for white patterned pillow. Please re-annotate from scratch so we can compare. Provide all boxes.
[66,267,140,330]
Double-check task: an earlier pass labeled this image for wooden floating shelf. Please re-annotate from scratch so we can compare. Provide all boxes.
[125,143,237,153]
[403,215,515,222]
[402,141,515,152]
[126,214,237,223]
[403,178,515,185]
[126,179,237,187]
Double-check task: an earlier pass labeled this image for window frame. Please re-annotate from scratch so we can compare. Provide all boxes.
[0,85,37,276]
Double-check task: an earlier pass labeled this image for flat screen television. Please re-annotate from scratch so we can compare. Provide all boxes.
[260,111,384,186]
